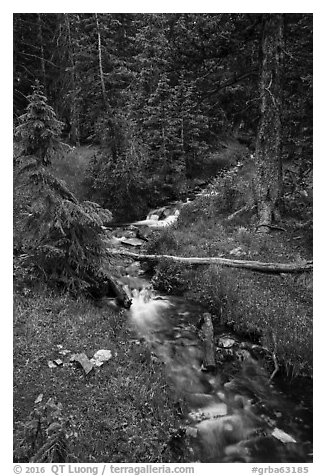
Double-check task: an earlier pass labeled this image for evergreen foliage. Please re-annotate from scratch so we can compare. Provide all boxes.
[84,132,151,221]
[14,86,113,293]
[14,81,64,165]
[14,156,112,293]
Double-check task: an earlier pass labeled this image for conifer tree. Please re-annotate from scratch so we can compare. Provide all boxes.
[14,85,112,293]
[15,80,64,165]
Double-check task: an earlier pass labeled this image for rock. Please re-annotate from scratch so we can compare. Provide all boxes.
[203,402,228,418]
[47,360,57,369]
[272,428,296,444]
[125,262,141,275]
[91,349,112,366]
[189,402,228,422]
[89,359,103,367]
[118,275,148,291]
[118,237,145,247]
[235,349,251,361]
[136,226,153,241]
[185,393,216,407]
[70,353,94,375]
[123,230,137,238]
[107,236,123,246]
[58,349,71,356]
[100,298,120,311]
[230,246,245,256]
[185,427,198,438]
[54,359,63,366]
[196,414,248,461]
[239,342,250,349]
[34,393,44,404]
[148,213,160,221]
[217,337,236,348]
[224,443,250,458]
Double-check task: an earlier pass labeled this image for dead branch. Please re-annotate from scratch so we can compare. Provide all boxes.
[256,224,286,232]
[226,204,255,221]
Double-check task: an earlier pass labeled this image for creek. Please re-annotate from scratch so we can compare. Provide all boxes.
[105,202,313,463]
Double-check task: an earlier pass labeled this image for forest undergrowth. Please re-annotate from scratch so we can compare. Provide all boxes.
[149,164,313,378]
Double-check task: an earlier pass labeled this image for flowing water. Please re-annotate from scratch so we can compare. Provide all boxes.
[109,203,313,463]
[127,286,312,463]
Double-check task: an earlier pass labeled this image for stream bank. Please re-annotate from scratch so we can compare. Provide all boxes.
[102,203,313,463]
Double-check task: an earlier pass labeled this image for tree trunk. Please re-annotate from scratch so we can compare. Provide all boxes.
[37,14,46,89]
[64,14,80,146]
[108,249,313,274]
[254,14,284,232]
[95,13,107,109]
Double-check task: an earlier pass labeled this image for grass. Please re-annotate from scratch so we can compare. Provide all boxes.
[148,165,313,378]
[13,290,186,463]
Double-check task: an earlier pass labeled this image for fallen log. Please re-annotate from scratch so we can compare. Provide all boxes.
[199,313,216,372]
[107,249,312,274]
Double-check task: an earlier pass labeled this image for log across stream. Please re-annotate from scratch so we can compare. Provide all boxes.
[109,248,313,274]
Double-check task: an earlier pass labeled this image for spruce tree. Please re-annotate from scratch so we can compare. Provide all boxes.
[14,84,113,293]
[15,80,64,165]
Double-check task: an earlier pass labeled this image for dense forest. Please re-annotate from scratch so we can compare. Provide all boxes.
[14,13,312,216]
[13,13,313,465]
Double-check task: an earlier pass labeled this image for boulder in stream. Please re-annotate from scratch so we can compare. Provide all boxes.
[217,336,236,349]
[117,237,145,247]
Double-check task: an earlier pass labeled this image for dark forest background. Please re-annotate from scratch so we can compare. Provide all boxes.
[13,13,312,220]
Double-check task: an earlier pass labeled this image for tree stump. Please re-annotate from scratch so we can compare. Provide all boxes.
[200,312,216,372]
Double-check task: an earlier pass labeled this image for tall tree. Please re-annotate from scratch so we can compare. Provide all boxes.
[62,13,81,145]
[254,14,284,232]
[95,13,107,109]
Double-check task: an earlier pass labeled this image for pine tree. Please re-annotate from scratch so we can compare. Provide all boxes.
[17,160,112,292]
[15,80,64,165]
[14,85,113,293]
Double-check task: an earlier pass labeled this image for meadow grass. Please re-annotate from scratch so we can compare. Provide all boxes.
[13,290,185,463]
